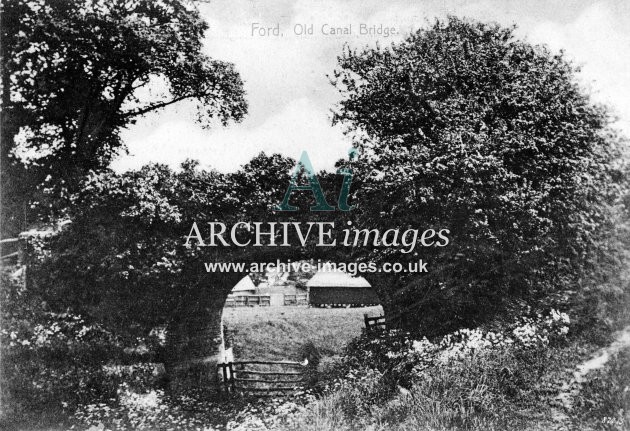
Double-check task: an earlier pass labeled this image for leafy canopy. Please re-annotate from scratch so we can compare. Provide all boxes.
[28,151,357,336]
[331,17,627,333]
[1,0,247,235]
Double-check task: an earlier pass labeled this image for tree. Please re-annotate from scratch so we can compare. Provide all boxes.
[0,0,247,236]
[28,152,352,332]
[27,151,343,391]
[26,150,363,392]
[26,161,233,392]
[331,17,627,334]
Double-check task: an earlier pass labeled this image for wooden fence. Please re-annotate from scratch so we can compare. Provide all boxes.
[218,360,306,397]
[364,311,407,333]
[224,295,271,307]
[224,293,308,307]
[364,313,387,333]
[283,293,308,306]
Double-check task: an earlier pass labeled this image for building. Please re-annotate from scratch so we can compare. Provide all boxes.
[224,276,271,307]
[230,275,257,295]
[306,269,380,307]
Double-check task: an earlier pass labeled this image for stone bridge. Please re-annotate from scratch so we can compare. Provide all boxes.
[164,271,242,395]
[163,270,392,394]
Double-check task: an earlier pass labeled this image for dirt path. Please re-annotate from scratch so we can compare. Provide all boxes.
[551,325,630,426]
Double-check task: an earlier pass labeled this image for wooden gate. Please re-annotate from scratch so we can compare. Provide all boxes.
[364,311,406,334]
[364,313,386,333]
[218,360,306,397]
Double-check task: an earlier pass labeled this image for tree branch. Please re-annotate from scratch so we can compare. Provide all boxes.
[122,93,209,118]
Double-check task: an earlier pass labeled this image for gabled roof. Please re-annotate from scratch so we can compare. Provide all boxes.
[306,269,371,288]
[232,275,257,292]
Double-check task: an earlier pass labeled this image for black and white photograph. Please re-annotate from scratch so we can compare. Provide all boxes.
[1,1,630,430]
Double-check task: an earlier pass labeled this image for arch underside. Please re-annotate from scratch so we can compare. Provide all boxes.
[162,253,389,395]
[164,272,241,395]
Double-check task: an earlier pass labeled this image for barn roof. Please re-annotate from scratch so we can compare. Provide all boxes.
[231,275,257,292]
[306,269,371,288]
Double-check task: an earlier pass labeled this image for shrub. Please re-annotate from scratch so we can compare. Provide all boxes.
[332,16,627,334]
[0,311,128,426]
[283,309,579,430]
[0,271,134,428]
[338,309,570,388]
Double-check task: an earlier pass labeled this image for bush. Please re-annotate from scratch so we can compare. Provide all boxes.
[0,311,128,426]
[282,309,584,430]
[332,16,627,334]
[0,270,139,428]
[338,308,570,388]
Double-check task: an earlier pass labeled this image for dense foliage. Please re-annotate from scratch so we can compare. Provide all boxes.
[3,12,630,429]
[0,0,247,236]
[331,16,628,334]
[27,155,285,334]
[0,271,139,427]
[25,150,358,337]
[274,315,629,431]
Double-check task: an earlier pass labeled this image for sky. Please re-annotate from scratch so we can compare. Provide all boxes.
[111,0,630,174]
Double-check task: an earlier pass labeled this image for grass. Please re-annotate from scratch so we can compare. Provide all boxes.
[572,346,630,430]
[221,305,383,361]
[275,332,625,431]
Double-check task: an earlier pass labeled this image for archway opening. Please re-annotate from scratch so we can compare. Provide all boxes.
[219,260,383,393]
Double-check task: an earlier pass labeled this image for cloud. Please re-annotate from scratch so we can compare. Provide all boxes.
[527,2,630,134]
[114,0,630,174]
[112,97,350,173]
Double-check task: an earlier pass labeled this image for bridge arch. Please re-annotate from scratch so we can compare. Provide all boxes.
[163,266,390,394]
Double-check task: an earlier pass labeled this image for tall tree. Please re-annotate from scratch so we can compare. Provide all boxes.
[331,17,627,334]
[1,0,247,236]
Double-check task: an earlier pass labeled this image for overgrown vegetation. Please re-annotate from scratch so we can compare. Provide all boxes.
[333,16,629,335]
[2,260,629,430]
[573,347,630,430]
[276,314,629,431]
[2,9,630,431]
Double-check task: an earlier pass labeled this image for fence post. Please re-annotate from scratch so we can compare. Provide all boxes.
[229,363,235,393]
[221,363,228,394]
[364,313,370,332]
